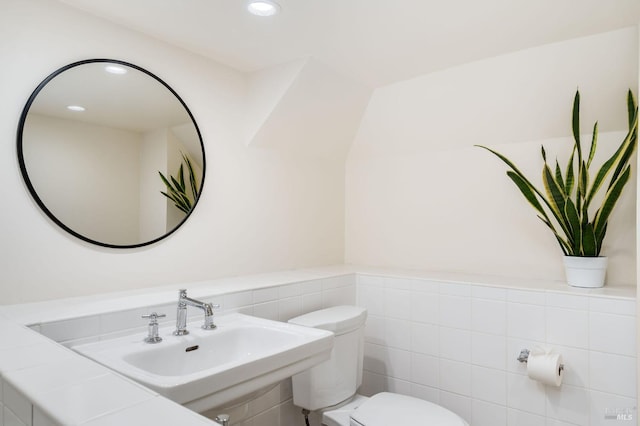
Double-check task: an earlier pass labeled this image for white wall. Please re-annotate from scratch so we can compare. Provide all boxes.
[23,114,142,245]
[346,27,639,287]
[0,0,345,303]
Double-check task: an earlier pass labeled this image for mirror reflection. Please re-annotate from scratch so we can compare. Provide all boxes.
[18,59,205,248]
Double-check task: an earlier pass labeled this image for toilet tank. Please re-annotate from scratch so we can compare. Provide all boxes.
[288,306,367,411]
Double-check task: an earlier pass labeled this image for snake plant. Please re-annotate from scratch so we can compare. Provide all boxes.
[477,89,638,257]
[159,153,200,214]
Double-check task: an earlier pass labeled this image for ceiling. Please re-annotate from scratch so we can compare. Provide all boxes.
[57,0,640,88]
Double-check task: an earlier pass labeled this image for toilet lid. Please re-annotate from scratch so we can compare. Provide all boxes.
[349,393,467,426]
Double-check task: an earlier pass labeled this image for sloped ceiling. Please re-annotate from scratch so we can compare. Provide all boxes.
[56,0,640,88]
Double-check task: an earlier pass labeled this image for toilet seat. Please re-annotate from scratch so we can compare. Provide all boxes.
[348,393,468,426]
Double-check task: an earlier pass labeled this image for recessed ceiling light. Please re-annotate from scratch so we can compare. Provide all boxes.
[105,65,128,75]
[67,105,86,112]
[247,0,280,16]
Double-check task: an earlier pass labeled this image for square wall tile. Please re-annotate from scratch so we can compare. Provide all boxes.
[472,399,507,426]
[322,286,355,308]
[471,366,507,406]
[472,332,506,370]
[301,293,322,314]
[411,323,438,356]
[439,327,471,363]
[439,359,471,396]
[411,353,439,388]
[589,351,636,397]
[589,312,636,357]
[439,295,471,330]
[545,307,588,349]
[545,384,590,426]
[384,347,411,381]
[358,286,384,316]
[411,292,438,324]
[383,288,412,320]
[507,373,546,416]
[384,319,411,350]
[507,303,545,341]
[364,315,385,345]
[472,299,506,335]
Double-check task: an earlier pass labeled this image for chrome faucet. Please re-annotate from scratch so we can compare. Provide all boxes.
[174,289,219,335]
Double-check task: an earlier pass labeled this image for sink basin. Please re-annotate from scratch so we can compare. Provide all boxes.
[71,313,334,412]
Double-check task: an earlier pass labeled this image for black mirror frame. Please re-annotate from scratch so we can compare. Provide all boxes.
[16,58,206,249]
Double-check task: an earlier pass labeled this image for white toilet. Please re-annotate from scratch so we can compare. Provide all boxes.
[289,306,469,426]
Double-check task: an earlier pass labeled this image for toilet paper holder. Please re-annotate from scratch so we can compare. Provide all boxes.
[517,349,564,371]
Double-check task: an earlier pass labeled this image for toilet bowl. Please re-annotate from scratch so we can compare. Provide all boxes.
[289,306,469,426]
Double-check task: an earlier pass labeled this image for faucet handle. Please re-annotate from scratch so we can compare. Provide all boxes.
[142,312,165,344]
[142,312,166,321]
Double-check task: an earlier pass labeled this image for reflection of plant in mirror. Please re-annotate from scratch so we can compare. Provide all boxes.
[159,153,200,214]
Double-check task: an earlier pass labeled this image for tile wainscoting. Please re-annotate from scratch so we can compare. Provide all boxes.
[0,268,635,426]
[356,273,637,426]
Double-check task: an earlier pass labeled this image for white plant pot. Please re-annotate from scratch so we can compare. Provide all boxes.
[563,256,608,288]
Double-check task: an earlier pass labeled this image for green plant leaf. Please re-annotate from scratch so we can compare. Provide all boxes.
[537,216,570,255]
[582,223,597,256]
[564,149,575,196]
[609,109,638,187]
[572,90,582,161]
[563,198,581,252]
[542,163,568,230]
[628,89,637,129]
[586,122,598,168]
[594,165,631,240]
[506,172,547,218]
[554,160,565,194]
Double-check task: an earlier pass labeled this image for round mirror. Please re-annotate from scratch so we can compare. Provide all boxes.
[17,59,205,248]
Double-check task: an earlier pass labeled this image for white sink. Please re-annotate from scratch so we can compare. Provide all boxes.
[71,313,333,412]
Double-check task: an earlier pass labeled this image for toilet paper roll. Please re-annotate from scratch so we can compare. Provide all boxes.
[527,350,563,386]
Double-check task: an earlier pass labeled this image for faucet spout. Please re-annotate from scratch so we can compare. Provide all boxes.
[174,289,218,335]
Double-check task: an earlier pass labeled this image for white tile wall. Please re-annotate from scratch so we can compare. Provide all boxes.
[3,273,636,426]
[357,274,637,426]
[7,275,357,426]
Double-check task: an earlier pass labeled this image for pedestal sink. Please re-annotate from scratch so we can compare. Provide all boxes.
[71,313,334,412]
